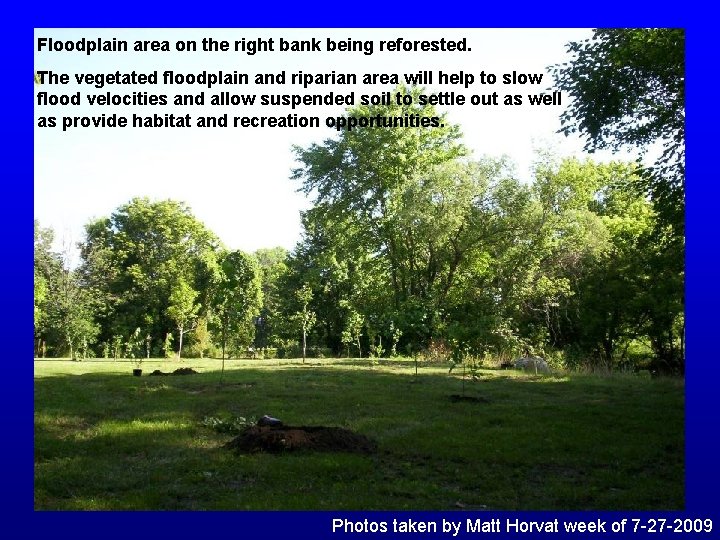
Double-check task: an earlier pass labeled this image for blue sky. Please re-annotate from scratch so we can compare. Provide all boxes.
[34,28,636,256]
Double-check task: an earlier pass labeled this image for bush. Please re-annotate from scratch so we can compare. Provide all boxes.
[186,342,222,359]
[277,343,301,359]
[276,345,333,359]
[542,349,566,371]
[201,415,254,435]
[310,347,333,358]
[422,338,452,362]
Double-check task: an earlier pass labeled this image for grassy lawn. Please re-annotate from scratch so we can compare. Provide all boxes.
[34,358,684,510]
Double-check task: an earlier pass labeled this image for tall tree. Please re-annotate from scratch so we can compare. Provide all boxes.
[212,250,263,371]
[35,221,100,358]
[34,221,61,354]
[46,246,100,360]
[166,278,199,359]
[551,28,685,232]
[552,30,684,370]
[292,85,481,347]
[79,198,220,352]
[34,270,47,331]
[253,247,289,348]
[295,283,316,363]
[278,208,379,355]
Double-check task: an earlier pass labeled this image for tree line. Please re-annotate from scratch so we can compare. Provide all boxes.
[34,29,684,373]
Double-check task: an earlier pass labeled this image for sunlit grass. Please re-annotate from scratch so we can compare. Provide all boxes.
[35,357,683,510]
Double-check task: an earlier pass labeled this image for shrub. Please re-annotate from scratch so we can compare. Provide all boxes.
[261,347,278,359]
[163,333,174,359]
[201,415,254,435]
[424,338,452,362]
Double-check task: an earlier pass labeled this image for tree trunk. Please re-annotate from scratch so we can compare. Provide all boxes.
[602,338,614,373]
[302,327,307,364]
[680,318,685,373]
[177,324,184,360]
[66,332,75,361]
[220,323,226,385]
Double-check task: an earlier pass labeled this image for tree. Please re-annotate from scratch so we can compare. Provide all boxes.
[35,223,100,359]
[290,102,683,372]
[166,278,199,359]
[292,86,490,348]
[547,26,687,370]
[499,156,684,373]
[79,198,221,352]
[33,220,62,357]
[45,247,100,360]
[295,283,316,363]
[277,209,378,356]
[253,247,289,348]
[191,316,211,358]
[34,221,62,355]
[34,272,47,331]
[212,250,263,376]
[340,304,363,358]
[162,332,174,359]
[551,29,685,232]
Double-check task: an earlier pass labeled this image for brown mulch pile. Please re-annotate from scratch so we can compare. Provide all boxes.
[149,367,199,376]
[225,425,377,454]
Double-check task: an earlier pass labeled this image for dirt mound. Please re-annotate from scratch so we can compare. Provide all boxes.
[149,368,199,376]
[225,425,377,454]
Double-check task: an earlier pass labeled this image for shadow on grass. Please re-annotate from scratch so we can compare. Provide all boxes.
[34,365,684,510]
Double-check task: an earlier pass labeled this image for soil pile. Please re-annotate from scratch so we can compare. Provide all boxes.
[149,367,199,376]
[225,425,377,454]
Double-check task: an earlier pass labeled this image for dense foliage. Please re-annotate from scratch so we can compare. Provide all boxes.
[34,31,683,373]
[551,28,684,233]
[33,148,683,372]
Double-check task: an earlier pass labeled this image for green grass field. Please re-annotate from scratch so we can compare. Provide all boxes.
[34,358,684,510]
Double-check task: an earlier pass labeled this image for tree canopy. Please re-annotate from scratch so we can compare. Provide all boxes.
[551,28,685,232]
[34,32,684,374]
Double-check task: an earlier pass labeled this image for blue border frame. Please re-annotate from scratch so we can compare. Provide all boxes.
[16,2,717,537]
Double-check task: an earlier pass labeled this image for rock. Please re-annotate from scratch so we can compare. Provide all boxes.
[514,356,550,374]
[257,415,283,427]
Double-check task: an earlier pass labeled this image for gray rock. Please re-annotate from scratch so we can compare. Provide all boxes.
[514,356,550,374]
[258,415,283,427]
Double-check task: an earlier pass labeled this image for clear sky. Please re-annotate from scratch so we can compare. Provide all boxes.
[34,28,637,256]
